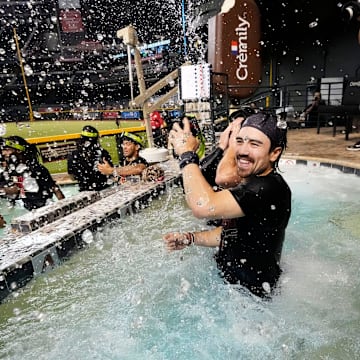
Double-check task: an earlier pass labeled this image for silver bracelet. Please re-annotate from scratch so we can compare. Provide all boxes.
[112,166,119,180]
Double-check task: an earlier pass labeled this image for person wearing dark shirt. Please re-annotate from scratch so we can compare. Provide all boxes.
[163,112,291,298]
[150,111,166,147]
[67,125,113,191]
[98,132,148,183]
[302,91,326,128]
[0,136,65,210]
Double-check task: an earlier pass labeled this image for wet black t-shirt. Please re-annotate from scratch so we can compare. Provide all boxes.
[67,148,113,191]
[21,163,57,210]
[117,155,148,181]
[215,171,291,297]
[5,162,58,210]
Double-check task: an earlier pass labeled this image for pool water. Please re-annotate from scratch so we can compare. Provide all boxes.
[0,164,359,359]
[0,184,79,237]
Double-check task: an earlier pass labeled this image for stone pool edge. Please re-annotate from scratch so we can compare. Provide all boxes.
[283,156,360,176]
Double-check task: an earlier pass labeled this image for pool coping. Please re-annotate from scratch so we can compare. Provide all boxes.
[283,155,360,176]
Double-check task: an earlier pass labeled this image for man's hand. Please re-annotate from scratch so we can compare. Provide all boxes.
[218,117,244,151]
[98,159,113,175]
[169,117,199,157]
[0,214,6,229]
[163,232,191,251]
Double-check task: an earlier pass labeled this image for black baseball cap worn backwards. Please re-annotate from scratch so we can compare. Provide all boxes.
[241,112,287,150]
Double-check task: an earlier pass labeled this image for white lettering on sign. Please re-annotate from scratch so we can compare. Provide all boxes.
[350,81,360,87]
[235,15,250,81]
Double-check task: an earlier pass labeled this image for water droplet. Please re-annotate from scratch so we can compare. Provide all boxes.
[13,307,21,316]
[82,229,94,244]
[15,163,27,173]
[24,65,33,76]
[180,278,191,295]
[262,282,271,293]
[0,124,6,136]
[23,177,39,192]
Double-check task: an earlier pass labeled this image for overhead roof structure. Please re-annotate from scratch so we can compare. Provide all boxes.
[0,0,358,113]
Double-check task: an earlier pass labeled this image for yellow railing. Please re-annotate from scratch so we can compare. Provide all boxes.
[26,125,146,145]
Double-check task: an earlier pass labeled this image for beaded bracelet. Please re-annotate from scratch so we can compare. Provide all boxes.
[179,151,199,169]
[183,232,195,246]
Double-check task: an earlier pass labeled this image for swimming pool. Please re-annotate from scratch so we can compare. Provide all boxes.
[0,184,79,238]
[0,162,359,359]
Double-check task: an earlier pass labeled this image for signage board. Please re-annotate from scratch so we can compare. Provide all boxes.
[39,141,77,163]
[58,0,81,9]
[60,10,84,33]
[208,0,262,99]
[120,111,142,119]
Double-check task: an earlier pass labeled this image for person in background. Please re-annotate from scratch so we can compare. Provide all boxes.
[250,102,259,113]
[164,112,291,298]
[150,110,167,147]
[67,125,113,191]
[302,91,326,128]
[98,132,148,183]
[0,136,65,210]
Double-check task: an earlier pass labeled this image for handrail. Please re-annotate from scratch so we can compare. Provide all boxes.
[26,126,146,145]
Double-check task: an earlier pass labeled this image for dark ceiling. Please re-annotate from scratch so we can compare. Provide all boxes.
[82,0,358,50]
[1,1,352,49]
[0,0,357,53]
[0,0,358,110]
[256,0,358,51]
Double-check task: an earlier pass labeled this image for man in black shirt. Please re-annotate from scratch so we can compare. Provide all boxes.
[98,132,148,183]
[67,125,113,191]
[0,136,65,210]
[164,112,291,298]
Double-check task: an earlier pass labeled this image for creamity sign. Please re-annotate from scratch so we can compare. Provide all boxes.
[208,0,262,99]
